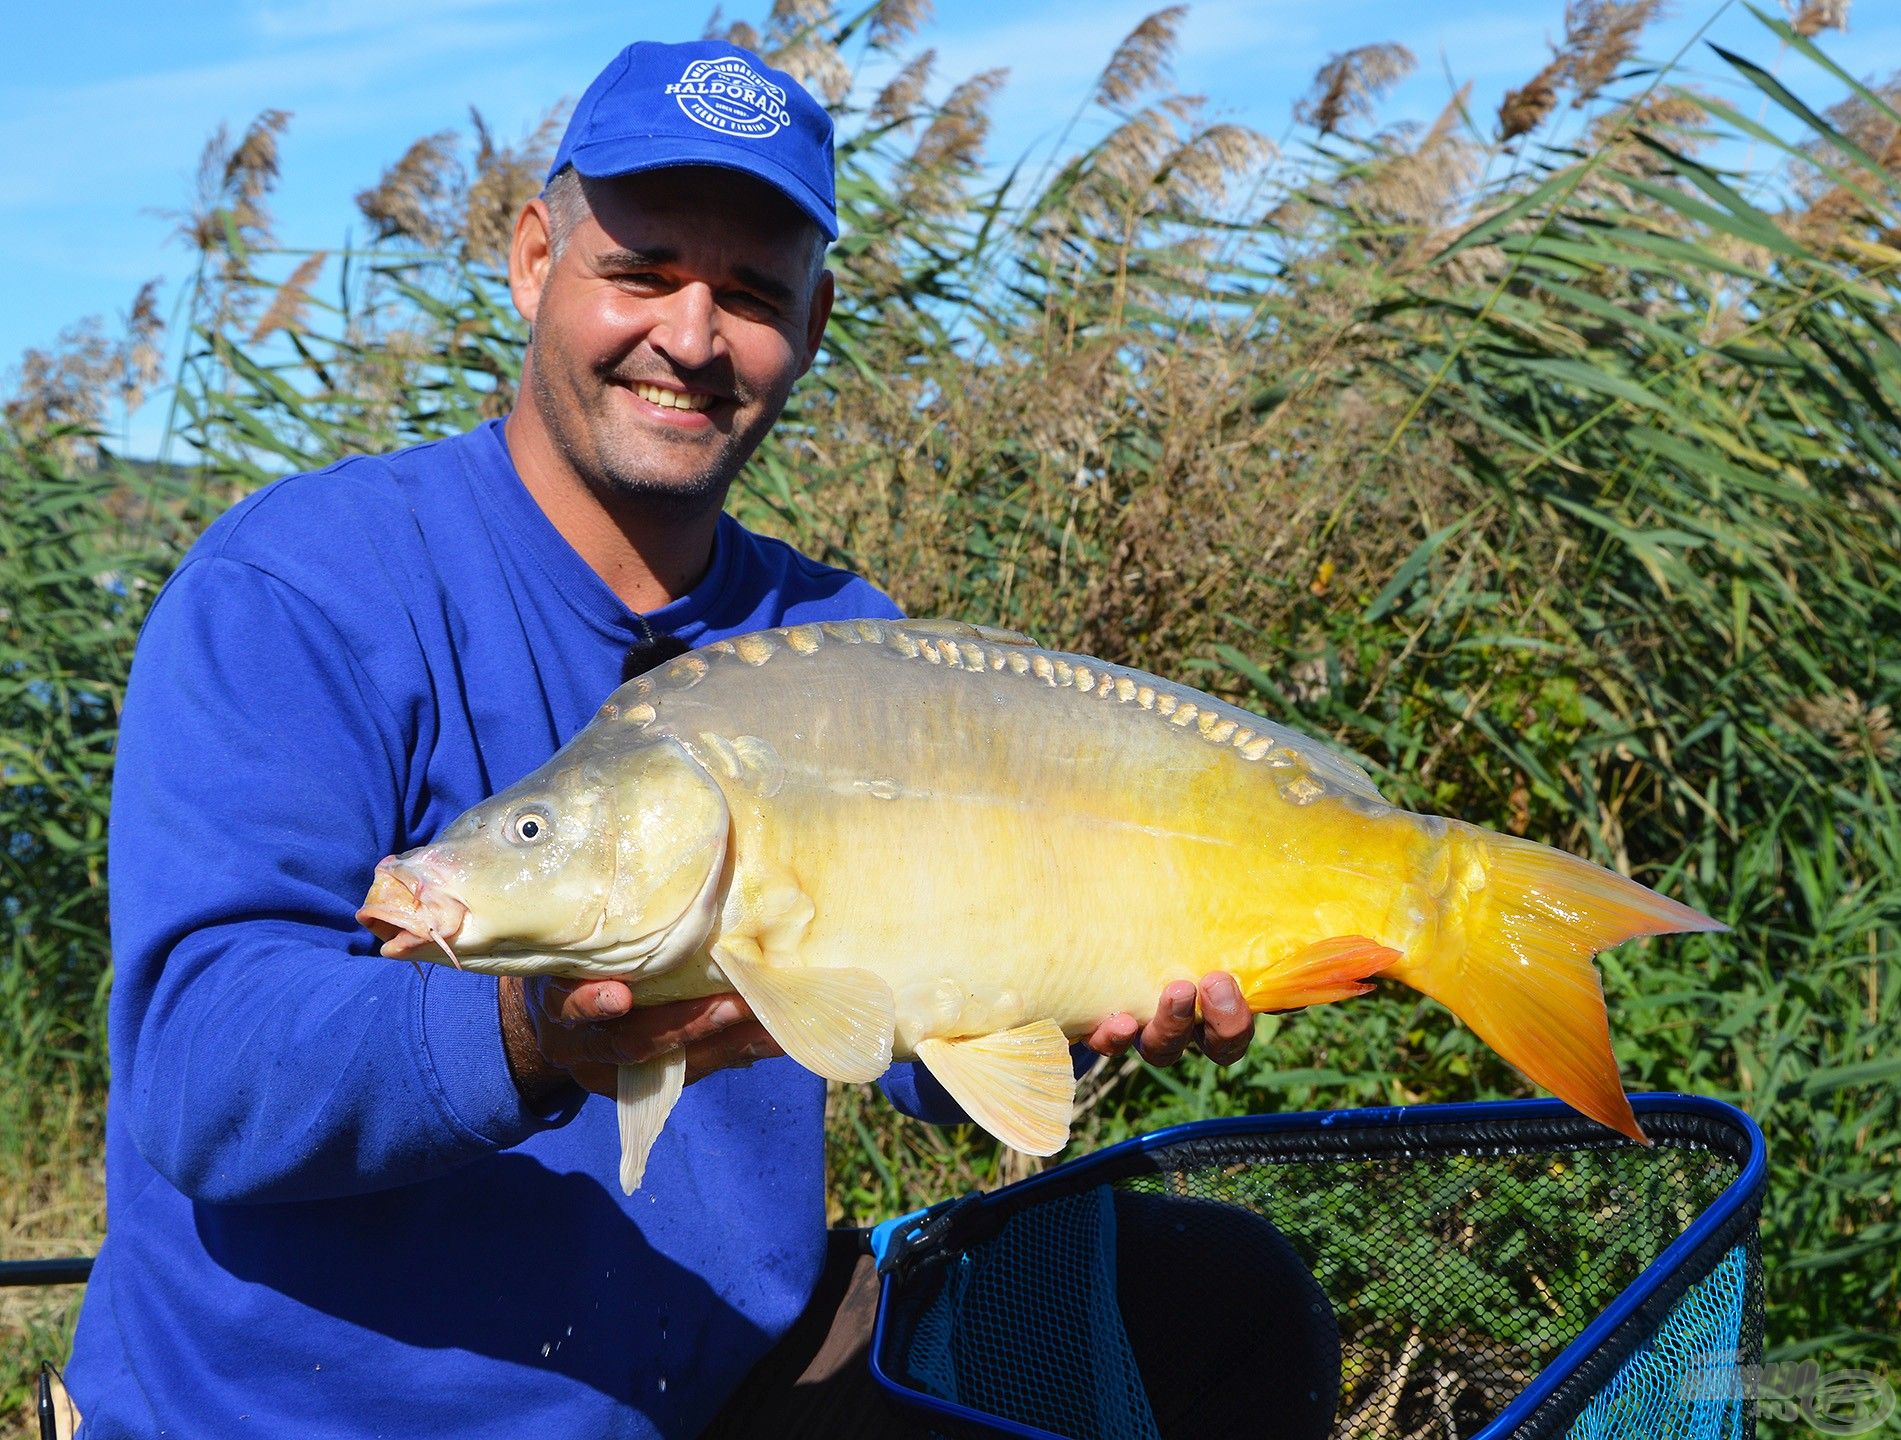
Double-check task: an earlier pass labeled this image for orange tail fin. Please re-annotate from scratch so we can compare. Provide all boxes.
[1391,826,1725,1144]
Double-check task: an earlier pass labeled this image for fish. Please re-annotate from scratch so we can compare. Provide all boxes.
[357,618,1723,1192]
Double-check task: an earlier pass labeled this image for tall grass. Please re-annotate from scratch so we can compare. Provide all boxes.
[0,435,199,1424]
[3,0,1895,1410]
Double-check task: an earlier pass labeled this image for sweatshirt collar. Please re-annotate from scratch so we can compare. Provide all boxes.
[467,419,743,644]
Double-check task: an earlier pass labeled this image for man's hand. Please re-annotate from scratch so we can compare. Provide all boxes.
[500,975,783,1108]
[1079,972,1255,1068]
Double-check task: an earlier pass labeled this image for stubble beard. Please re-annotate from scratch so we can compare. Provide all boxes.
[528,350,788,516]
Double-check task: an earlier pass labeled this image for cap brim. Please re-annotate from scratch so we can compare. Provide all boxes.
[567,134,838,241]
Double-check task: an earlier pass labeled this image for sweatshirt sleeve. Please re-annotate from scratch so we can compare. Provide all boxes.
[878,1046,1103,1128]
[877,1061,968,1126]
[109,556,579,1205]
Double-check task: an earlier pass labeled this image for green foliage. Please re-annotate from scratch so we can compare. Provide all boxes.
[0,436,195,1422]
[0,438,195,1094]
[2,0,1896,1402]
[1121,1136,1749,1431]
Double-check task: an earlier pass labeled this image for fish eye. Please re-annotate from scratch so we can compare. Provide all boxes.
[506,809,552,845]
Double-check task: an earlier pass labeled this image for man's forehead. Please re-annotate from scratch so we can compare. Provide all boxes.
[582,166,812,236]
[573,168,823,289]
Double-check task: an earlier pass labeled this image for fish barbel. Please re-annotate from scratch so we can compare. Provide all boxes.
[357,619,1722,1191]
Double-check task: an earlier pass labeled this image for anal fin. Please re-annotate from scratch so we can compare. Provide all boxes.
[714,940,895,1084]
[618,1049,686,1194]
[916,1020,1076,1157]
[1243,934,1400,1011]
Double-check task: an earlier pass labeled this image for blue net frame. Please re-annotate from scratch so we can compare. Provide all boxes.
[870,1094,1766,1440]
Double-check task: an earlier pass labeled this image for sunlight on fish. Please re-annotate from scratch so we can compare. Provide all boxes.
[356,619,1724,1192]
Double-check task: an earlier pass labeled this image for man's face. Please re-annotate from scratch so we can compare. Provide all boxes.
[510,166,833,507]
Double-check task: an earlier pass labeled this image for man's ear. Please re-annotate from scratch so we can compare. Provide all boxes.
[509,199,556,326]
[798,269,835,377]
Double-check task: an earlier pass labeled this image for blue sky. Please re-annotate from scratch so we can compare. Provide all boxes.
[5,0,1897,457]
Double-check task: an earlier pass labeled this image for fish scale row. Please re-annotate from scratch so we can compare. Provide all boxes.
[596,619,1366,808]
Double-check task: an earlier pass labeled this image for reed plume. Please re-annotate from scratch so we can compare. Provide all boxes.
[703,9,762,50]
[357,133,460,250]
[119,280,166,419]
[1499,1,1666,141]
[869,0,932,49]
[3,279,168,461]
[772,36,854,107]
[464,105,566,268]
[248,252,327,345]
[872,49,934,128]
[901,68,1007,217]
[1297,44,1416,135]
[1784,0,1850,36]
[1095,8,1187,109]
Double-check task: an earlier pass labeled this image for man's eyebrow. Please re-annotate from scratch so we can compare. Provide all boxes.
[731,264,797,307]
[592,246,677,270]
[589,249,798,306]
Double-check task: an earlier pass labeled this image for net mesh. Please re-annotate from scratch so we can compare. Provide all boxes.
[906,1187,1160,1440]
[1564,1243,1750,1440]
[879,1110,1761,1440]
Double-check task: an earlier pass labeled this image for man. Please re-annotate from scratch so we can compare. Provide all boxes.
[64,39,1259,1437]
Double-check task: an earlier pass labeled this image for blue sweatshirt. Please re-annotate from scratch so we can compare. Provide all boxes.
[67,420,959,1437]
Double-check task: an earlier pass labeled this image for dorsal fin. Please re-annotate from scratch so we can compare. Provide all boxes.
[1251,719,1388,804]
[894,621,1386,805]
[896,619,1040,648]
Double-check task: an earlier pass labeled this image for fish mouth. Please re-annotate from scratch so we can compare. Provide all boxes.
[356,858,470,966]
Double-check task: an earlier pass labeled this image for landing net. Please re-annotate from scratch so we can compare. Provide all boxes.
[871,1096,1764,1440]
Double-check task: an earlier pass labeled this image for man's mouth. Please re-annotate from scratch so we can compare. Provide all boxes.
[629,381,714,413]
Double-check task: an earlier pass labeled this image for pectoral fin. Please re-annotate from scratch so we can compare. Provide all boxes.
[713,941,895,1084]
[617,1050,686,1195]
[916,1020,1076,1157]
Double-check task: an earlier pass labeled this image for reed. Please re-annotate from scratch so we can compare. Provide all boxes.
[2,0,1894,1420]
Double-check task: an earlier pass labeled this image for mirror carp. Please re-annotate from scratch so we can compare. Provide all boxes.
[358,619,1722,1191]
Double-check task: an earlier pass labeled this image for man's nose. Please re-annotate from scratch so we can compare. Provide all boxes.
[648,281,719,371]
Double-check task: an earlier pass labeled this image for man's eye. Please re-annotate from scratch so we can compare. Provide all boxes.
[726,291,779,318]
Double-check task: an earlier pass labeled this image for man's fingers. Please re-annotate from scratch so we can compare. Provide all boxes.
[1131,974,1255,1069]
[1196,971,1254,1067]
[559,1025,782,1098]
[683,1022,782,1084]
[1084,1013,1141,1058]
[540,977,634,1025]
[532,990,754,1068]
[604,995,752,1065]
[1136,981,1199,1067]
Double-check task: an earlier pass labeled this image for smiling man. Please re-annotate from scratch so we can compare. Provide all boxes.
[63,39,1259,1438]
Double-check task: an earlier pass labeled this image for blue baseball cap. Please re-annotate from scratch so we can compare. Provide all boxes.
[547,40,838,241]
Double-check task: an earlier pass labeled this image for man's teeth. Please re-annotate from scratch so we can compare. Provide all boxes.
[632,383,712,412]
